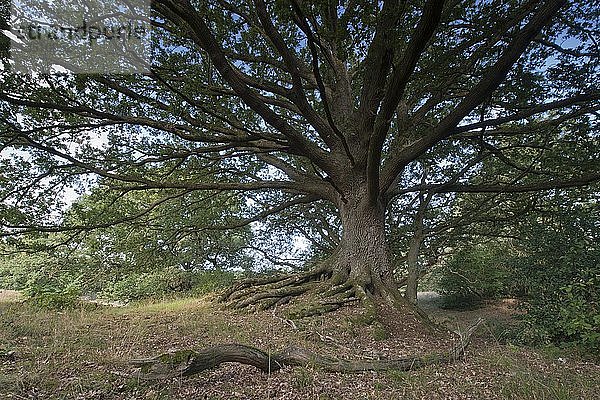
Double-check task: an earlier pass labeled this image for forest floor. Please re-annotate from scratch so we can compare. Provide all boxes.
[1,291,599,400]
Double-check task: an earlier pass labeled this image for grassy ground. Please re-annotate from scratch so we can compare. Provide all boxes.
[1,292,598,399]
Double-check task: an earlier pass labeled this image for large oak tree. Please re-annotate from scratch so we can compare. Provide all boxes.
[1,0,599,312]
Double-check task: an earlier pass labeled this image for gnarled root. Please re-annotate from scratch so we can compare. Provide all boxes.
[219,266,360,315]
[218,267,444,330]
[130,318,484,379]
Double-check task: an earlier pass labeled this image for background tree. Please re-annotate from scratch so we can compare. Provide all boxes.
[63,182,254,272]
[0,176,255,304]
[1,0,599,315]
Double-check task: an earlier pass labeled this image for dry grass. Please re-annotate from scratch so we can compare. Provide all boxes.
[1,294,598,399]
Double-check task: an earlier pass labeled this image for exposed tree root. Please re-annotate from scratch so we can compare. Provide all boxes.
[219,266,363,317]
[219,266,332,310]
[131,318,484,379]
[218,266,447,333]
[132,265,479,380]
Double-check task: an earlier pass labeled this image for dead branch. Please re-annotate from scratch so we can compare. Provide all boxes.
[130,318,484,379]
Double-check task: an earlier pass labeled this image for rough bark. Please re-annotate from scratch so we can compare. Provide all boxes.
[131,318,483,379]
[332,183,394,297]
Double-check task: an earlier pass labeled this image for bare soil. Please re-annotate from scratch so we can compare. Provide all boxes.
[0,289,23,302]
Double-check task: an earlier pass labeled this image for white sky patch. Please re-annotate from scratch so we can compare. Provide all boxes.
[61,186,81,207]
[1,29,24,45]
[292,235,310,252]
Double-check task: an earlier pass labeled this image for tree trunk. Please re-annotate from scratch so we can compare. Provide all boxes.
[332,184,396,299]
[405,233,424,304]
[405,183,430,304]
[220,178,413,312]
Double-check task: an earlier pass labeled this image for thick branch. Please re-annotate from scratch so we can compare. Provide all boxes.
[452,93,600,134]
[253,0,339,151]
[289,0,355,166]
[156,0,335,174]
[356,0,400,142]
[381,0,568,194]
[3,120,322,197]
[392,172,600,195]
[367,0,446,204]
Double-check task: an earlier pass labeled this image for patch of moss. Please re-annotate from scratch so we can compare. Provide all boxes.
[158,349,196,365]
[373,324,390,341]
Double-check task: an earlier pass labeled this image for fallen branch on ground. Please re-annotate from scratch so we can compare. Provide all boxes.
[130,318,484,379]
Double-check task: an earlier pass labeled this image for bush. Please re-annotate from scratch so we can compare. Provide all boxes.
[435,220,599,351]
[556,271,600,350]
[101,267,236,301]
[0,253,44,290]
[191,270,236,295]
[510,204,599,350]
[519,240,600,351]
[25,283,81,309]
[435,242,519,308]
[2,240,241,304]
[101,268,186,300]
[23,272,82,309]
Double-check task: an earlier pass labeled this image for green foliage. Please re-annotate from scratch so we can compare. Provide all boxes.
[292,367,314,389]
[1,231,239,304]
[0,176,252,304]
[101,267,236,301]
[557,272,600,350]
[190,270,236,295]
[13,255,237,304]
[101,269,180,301]
[63,185,255,274]
[435,242,519,309]
[516,216,600,351]
[24,283,81,310]
[436,198,600,351]
[0,248,81,309]
[23,271,82,310]
[0,253,32,290]
[372,325,390,341]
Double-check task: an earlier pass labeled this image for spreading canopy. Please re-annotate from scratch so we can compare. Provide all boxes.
[1,0,599,299]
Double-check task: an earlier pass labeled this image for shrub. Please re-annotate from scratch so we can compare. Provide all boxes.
[520,257,600,351]
[101,269,179,301]
[435,242,518,308]
[190,270,236,295]
[510,206,599,350]
[0,253,46,290]
[23,272,82,309]
[556,271,600,350]
[101,268,237,301]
